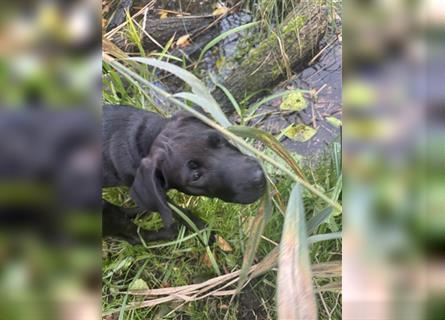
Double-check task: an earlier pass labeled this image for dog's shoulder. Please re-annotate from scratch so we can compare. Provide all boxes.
[103,104,163,120]
[102,105,169,186]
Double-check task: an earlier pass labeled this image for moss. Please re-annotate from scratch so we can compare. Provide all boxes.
[280,91,308,111]
[283,15,308,34]
[270,62,284,78]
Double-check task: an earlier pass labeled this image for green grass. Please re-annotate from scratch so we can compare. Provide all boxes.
[101,146,341,319]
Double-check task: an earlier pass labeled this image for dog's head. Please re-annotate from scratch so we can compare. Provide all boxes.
[130,112,266,213]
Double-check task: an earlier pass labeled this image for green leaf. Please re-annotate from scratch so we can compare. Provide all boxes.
[246,89,311,119]
[277,184,317,319]
[326,116,342,127]
[283,124,317,142]
[127,58,231,127]
[307,207,333,234]
[129,278,149,291]
[280,91,307,111]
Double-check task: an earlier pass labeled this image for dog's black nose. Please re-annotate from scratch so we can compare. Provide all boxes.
[252,168,266,186]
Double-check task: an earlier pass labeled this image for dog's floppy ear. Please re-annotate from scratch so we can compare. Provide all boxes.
[130,156,174,229]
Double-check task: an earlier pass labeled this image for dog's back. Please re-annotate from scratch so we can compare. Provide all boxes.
[102,105,167,187]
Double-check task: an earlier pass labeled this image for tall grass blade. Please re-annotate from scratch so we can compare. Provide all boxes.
[308,231,342,245]
[127,58,231,127]
[307,207,333,234]
[236,183,272,293]
[229,125,307,181]
[211,80,243,119]
[197,22,259,63]
[148,52,183,62]
[277,184,317,320]
[333,141,341,178]
[118,260,148,319]
[125,11,145,56]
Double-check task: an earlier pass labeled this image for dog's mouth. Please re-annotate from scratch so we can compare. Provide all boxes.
[180,185,208,196]
[179,178,266,204]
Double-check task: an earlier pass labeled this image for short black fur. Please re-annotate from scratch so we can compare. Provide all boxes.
[102,105,266,244]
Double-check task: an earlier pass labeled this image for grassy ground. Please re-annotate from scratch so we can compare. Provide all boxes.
[101,144,341,319]
[102,0,342,318]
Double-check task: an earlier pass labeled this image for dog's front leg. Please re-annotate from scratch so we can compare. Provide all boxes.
[102,200,179,244]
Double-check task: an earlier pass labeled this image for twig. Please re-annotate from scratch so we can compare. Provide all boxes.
[308,36,337,65]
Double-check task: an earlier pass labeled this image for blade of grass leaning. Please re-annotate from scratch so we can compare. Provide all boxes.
[197,21,259,63]
[148,52,183,62]
[169,203,210,244]
[229,125,307,181]
[158,35,176,61]
[308,231,342,245]
[277,184,317,320]
[104,60,167,116]
[118,260,148,319]
[307,207,333,234]
[173,92,224,120]
[210,78,243,120]
[104,57,342,212]
[125,11,145,56]
[127,57,231,127]
[240,88,272,106]
[331,174,342,216]
[134,230,208,252]
[169,203,220,275]
[333,141,341,178]
[236,183,272,294]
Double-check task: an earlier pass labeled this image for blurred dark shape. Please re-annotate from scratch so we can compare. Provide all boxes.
[0,0,101,319]
[0,0,101,108]
[0,110,101,320]
[343,0,445,319]
[0,110,100,222]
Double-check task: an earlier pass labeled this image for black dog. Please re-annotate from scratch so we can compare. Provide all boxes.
[102,105,266,244]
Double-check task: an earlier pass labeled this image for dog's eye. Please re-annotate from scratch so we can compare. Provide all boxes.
[192,171,201,181]
[188,160,200,170]
[207,133,222,148]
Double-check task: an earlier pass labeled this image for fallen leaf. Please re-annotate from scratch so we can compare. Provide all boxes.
[216,235,233,252]
[213,5,229,16]
[215,56,225,70]
[326,116,342,127]
[280,91,308,112]
[283,124,317,142]
[176,34,191,48]
[201,252,213,268]
[158,10,169,19]
[129,278,148,291]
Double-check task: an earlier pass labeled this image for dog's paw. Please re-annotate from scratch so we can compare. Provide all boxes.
[207,231,217,246]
